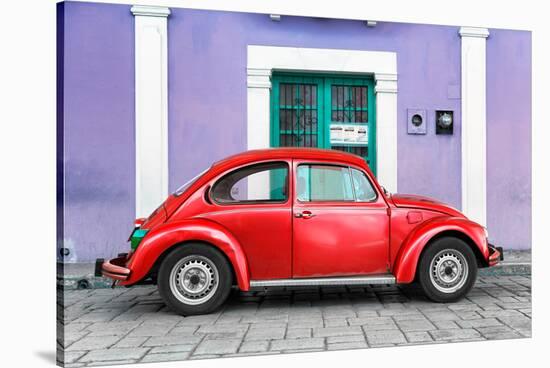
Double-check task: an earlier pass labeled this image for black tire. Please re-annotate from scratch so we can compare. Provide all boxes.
[157,243,232,316]
[417,237,477,303]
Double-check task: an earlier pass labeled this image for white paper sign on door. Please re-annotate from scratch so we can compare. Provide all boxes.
[330,124,368,145]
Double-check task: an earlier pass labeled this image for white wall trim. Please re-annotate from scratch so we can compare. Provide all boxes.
[246,68,272,89]
[374,73,398,93]
[133,6,170,218]
[374,73,398,192]
[131,5,171,17]
[246,45,398,192]
[459,27,489,226]
[459,26,490,38]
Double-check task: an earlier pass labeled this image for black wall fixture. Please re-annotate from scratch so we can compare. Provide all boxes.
[436,110,453,135]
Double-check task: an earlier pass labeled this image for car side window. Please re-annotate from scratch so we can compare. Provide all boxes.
[211,162,288,204]
[350,168,377,202]
[297,164,354,202]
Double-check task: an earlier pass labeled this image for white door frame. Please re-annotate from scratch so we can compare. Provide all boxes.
[246,45,398,193]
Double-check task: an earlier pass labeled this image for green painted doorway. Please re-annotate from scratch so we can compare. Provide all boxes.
[270,73,376,175]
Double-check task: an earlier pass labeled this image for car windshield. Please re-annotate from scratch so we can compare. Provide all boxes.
[173,167,210,196]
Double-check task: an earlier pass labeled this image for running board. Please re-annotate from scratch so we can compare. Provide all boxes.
[249,274,396,288]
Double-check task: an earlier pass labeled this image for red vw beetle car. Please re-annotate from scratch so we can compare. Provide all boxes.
[96,148,502,315]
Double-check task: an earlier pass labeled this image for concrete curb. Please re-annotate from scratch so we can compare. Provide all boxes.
[478,262,531,276]
[58,250,531,290]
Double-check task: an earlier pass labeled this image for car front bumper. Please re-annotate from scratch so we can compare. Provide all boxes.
[488,244,504,267]
[95,254,131,281]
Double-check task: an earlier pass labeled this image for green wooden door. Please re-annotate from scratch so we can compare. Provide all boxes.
[271,73,376,175]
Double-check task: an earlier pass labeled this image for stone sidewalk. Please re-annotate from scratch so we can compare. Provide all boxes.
[58,275,531,367]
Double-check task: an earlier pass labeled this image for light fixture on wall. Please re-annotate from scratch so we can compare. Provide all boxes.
[270,14,281,22]
[436,110,454,135]
[365,20,377,27]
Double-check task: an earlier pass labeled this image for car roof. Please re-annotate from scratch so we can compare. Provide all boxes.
[212,148,367,169]
[166,147,379,209]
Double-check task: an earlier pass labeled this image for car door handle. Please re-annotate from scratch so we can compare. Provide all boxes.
[295,211,315,219]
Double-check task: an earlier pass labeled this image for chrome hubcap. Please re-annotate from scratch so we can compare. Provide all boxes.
[429,249,468,293]
[169,255,219,305]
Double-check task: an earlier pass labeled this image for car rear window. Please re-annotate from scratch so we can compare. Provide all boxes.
[211,162,289,204]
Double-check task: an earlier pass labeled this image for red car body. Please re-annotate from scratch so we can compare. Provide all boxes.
[98,148,501,294]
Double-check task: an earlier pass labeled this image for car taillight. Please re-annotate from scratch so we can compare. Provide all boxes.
[130,229,149,250]
[134,217,146,227]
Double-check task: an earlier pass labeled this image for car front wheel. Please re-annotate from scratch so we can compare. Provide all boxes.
[418,237,478,303]
[158,244,232,316]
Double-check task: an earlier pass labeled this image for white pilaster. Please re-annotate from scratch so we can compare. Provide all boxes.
[246,68,272,151]
[459,27,489,226]
[375,73,398,193]
[246,68,272,200]
[131,5,170,218]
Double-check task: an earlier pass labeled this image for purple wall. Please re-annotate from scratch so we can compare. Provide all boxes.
[60,2,135,261]
[59,2,531,261]
[168,10,463,213]
[487,29,532,249]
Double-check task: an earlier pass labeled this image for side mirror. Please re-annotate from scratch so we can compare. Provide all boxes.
[381,186,390,197]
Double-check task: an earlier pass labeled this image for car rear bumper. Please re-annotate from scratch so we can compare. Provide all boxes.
[95,255,131,281]
[488,244,504,267]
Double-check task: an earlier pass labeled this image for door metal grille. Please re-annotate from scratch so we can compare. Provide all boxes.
[271,74,376,174]
[278,83,319,148]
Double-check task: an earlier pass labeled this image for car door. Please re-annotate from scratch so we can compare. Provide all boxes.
[203,160,293,280]
[292,160,389,277]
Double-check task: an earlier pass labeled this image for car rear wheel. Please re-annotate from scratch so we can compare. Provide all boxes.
[158,244,232,315]
[418,237,477,302]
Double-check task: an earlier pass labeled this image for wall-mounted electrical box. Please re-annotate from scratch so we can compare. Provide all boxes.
[436,110,454,135]
[407,109,427,135]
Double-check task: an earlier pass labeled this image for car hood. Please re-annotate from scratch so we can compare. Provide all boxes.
[390,194,465,218]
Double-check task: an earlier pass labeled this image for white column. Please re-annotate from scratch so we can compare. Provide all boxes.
[374,73,398,193]
[246,68,272,199]
[131,6,170,218]
[247,68,272,150]
[459,27,489,226]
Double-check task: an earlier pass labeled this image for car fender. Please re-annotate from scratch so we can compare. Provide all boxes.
[121,218,251,290]
[392,216,488,283]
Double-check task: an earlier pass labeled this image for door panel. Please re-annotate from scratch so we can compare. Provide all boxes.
[326,77,376,174]
[271,74,376,174]
[292,161,389,277]
[202,161,293,280]
[271,76,324,149]
[205,206,292,279]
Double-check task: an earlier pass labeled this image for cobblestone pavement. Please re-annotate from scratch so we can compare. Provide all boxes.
[58,275,531,367]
